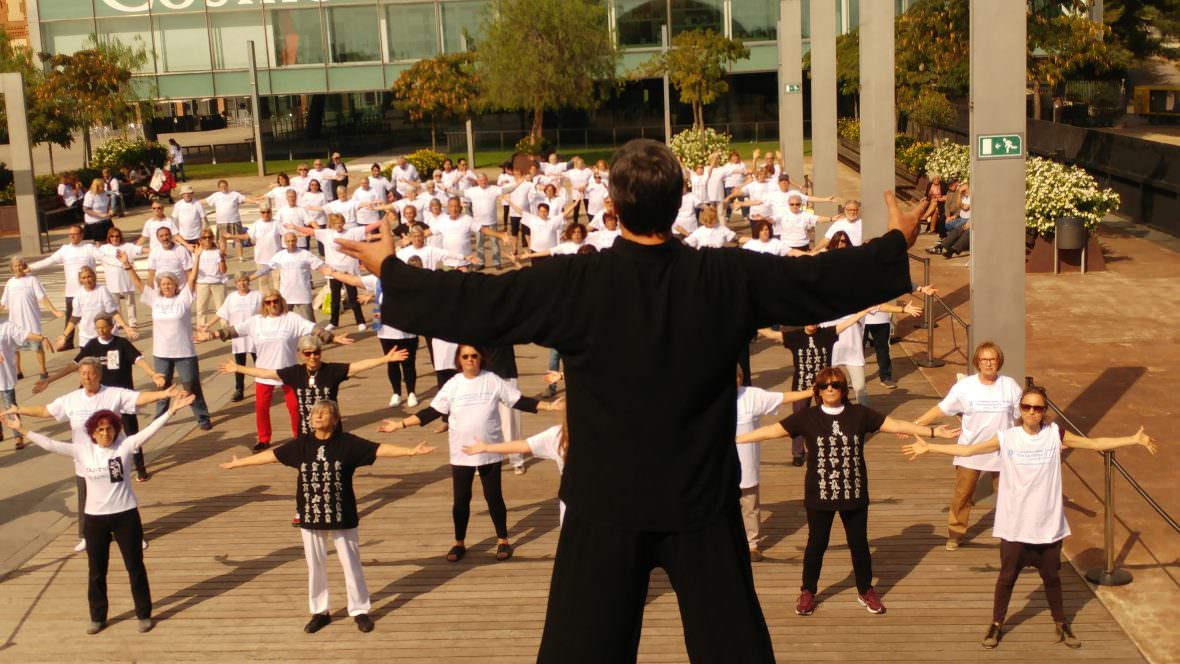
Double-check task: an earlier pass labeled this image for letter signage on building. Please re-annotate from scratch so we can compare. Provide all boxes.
[100,0,326,12]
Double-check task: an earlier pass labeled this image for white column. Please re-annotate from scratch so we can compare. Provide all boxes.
[778,0,805,180]
[968,0,1027,378]
[858,0,895,238]
[1,73,41,256]
[809,0,838,213]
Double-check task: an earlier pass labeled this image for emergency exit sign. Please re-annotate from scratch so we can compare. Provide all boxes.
[977,133,1024,159]
[784,83,802,94]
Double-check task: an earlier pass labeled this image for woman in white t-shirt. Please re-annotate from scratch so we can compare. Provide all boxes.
[192,232,227,327]
[683,206,736,249]
[9,393,192,634]
[290,213,376,331]
[58,266,136,351]
[380,345,564,563]
[299,179,328,254]
[98,227,143,329]
[262,172,295,210]
[904,384,1156,650]
[198,289,352,451]
[821,300,919,408]
[119,253,211,430]
[2,257,64,379]
[82,178,115,243]
[910,341,1024,551]
[464,422,570,523]
[207,273,263,403]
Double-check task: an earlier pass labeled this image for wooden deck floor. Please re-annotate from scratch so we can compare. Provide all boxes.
[0,339,1146,662]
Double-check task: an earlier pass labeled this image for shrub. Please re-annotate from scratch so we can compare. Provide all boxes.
[837,117,860,143]
[514,135,552,157]
[404,149,446,179]
[896,141,934,175]
[34,174,58,197]
[1025,156,1120,238]
[668,127,732,169]
[91,138,168,170]
[924,143,970,182]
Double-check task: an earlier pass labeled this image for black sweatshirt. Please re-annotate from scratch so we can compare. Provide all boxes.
[380,231,911,531]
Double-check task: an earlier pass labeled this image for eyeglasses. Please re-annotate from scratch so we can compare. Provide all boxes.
[816,381,846,391]
[264,299,282,305]
[151,206,163,210]
[460,353,480,360]
[789,203,802,207]
[302,350,321,357]
[1019,403,1047,413]
[978,357,1000,364]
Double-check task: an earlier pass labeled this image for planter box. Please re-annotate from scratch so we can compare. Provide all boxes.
[0,206,16,235]
[835,137,925,201]
[1026,234,1106,273]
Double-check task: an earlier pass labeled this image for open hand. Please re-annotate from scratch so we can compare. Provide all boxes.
[377,419,401,433]
[219,455,240,470]
[384,346,409,363]
[462,438,488,455]
[168,392,196,414]
[1135,426,1158,454]
[884,191,924,247]
[901,435,930,460]
[410,441,435,456]
[934,424,961,439]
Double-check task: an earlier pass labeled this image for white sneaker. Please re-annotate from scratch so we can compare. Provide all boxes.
[142,539,149,550]
[74,539,86,553]
[324,323,336,331]
[357,323,368,333]
[406,393,418,408]
[389,393,400,407]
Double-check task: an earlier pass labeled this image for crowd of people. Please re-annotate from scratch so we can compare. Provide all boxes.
[0,141,1156,659]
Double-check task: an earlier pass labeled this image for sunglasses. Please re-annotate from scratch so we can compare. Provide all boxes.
[151,206,163,210]
[302,350,321,357]
[1019,403,1047,413]
[816,381,846,391]
[789,203,802,207]
[460,353,480,360]
[264,299,282,305]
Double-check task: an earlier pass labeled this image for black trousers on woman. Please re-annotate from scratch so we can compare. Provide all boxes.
[538,505,774,664]
[83,508,151,622]
[328,279,365,327]
[451,462,508,541]
[994,539,1065,624]
[379,337,418,395]
[120,413,147,477]
[233,352,257,394]
[803,506,873,594]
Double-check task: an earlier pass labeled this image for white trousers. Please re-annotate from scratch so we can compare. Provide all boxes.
[840,364,869,407]
[498,377,525,469]
[300,527,370,616]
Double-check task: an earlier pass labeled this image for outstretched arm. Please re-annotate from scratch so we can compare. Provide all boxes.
[375,441,435,459]
[136,384,184,407]
[347,346,409,377]
[879,416,960,439]
[462,437,533,456]
[122,394,194,452]
[902,434,999,460]
[217,358,280,381]
[757,327,784,343]
[737,422,790,445]
[1063,427,1157,454]
[221,449,278,469]
[33,363,78,394]
[3,414,72,455]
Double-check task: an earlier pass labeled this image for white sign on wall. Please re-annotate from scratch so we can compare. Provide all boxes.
[101,0,326,12]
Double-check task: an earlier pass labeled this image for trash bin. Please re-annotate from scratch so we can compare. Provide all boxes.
[1054,216,1088,273]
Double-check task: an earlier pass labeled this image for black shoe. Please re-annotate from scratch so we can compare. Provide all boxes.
[303,613,331,634]
[925,245,942,254]
[230,390,245,403]
[198,421,213,431]
[354,614,374,633]
[982,622,1002,648]
[138,618,154,633]
[16,371,23,380]
[1056,622,1080,649]
[943,248,955,258]
[252,441,270,453]
[86,620,105,635]
[792,455,805,467]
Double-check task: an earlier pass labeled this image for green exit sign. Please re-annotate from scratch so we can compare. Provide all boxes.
[784,83,802,94]
[977,133,1024,159]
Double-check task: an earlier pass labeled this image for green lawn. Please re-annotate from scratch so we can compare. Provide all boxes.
[183,159,306,181]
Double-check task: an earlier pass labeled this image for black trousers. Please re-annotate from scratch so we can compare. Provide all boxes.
[994,539,1064,623]
[538,506,774,664]
[379,337,418,395]
[83,508,151,622]
[451,463,508,541]
[436,368,457,389]
[233,352,257,394]
[944,224,970,254]
[63,296,75,348]
[121,413,147,476]
[864,322,893,381]
[803,506,872,595]
[328,279,365,327]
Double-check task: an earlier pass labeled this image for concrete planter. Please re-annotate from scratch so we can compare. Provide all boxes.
[1026,233,1106,273]
[0,206,16,235]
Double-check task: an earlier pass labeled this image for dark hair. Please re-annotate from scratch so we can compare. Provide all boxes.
[84,409,123,441]
[576,244,599,255]
[563,222,587,242]
[453,344,483,371]
[608,139,683,235]
[811,366,851,406]
[826,230,852,251]
[752,219,773,239]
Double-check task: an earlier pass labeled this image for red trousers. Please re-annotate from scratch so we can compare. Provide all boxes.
[256,382,299,443]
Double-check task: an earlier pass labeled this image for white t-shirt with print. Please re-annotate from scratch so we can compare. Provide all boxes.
[736,386,783,489]
[937,374,1022,472]
[47,385,139,450]
[232,312,317,386]
[431,370,523,466]
[526,424,568,523]
[97,243,141,294]
[684,226,736,249]
[266,249,324,305]
[205,191,247,225]
[246,219,284,266]
[2,275,47,335]
[216,290,263,355]
[993,423,1070,544]
[140,218,179,254]
[148,244,193,279]
[825,217,864,246]
[142,285,196,358]
[521,214,564,252]
[72,286,118,348]
[0,321,30,390]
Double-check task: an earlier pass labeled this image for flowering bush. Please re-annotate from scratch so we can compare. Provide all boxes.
[837,117,860,143]
[91,138,167,169]
[514,135,551,157]
[896,141,935,175]
[668,127,731,169]
[924,143,970,182]
[404,149,446,179]
[1025,156,1120,237]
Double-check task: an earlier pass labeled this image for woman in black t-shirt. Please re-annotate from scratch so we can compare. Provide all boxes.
[220,399,433,634]
[737,366,959,617]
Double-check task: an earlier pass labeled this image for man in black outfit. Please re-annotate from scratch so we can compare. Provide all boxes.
[339,139,922,663]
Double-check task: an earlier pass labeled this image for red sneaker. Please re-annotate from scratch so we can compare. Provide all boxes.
[795,589,817,616]
[857,587,886,614]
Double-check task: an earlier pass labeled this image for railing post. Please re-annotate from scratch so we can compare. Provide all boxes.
[1086,450,1133,586]
[914,255,944,368]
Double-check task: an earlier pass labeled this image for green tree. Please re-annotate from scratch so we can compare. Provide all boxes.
[1103,0,1180,59]
[0,28,78,172]
[476,0,617,142]
[38,35,150,166]
[1027,3,1128,120]
[894,0,970,130]
[392,52,479,152]
[634,29,750,131]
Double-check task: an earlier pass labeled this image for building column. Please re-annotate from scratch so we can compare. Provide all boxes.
[1,73,42,256]
[968,0,1026,378]
[777,0,804,180]
[858,0,895,238]
[809,0,838,213]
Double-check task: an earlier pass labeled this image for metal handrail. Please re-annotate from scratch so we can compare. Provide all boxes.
[931,292,970,330]
[1027,376,1180,586]
[906,252,970,367]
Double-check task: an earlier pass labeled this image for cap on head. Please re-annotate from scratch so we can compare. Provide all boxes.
[258,200,272,212]
[179,184,194,194]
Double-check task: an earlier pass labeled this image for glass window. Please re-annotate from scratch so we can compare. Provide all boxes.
[37,1,94,21]
[671,0,723,35]
[731,0,776,41]
[272,8,325,66]
[210,11,270,69]
[386,3,438,61]
[849,0,860,28]
[96,17,155,74]
[616,0,664,48]
[153,13,212,73]
[41,20,94,56]
[441,0,488,52]
[328,6,380,63]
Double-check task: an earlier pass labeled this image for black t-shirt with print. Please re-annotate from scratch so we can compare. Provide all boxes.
[782,327,838,391]
[273,431,379,530]
[75,336,143,388]
[277,362,350,435]
[782,404,886,511]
